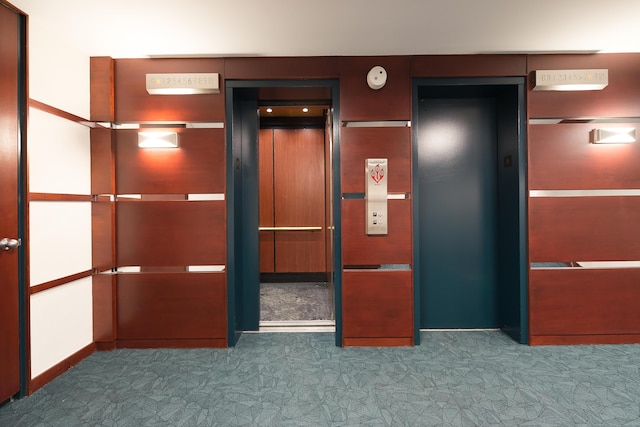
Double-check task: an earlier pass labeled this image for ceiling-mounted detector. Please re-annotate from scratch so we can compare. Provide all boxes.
[367,66,387,90]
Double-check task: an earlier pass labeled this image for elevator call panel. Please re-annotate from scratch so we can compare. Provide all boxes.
[365,158,388,235]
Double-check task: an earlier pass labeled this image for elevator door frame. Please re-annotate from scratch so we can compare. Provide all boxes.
[225,80,342,346]
[412,77,528,344]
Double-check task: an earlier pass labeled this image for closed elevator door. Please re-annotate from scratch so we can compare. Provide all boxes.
[418,97,499,328]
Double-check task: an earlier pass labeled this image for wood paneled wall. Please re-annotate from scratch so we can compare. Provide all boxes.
[527,53,640,345]
[90,57,227,349]
[90,53,640,349]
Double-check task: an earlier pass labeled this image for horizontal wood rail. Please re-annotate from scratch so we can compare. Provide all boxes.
[258,226,322,231]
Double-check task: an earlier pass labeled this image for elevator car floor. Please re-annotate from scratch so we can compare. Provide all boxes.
[260,282,332,322]
[2,331,640,426]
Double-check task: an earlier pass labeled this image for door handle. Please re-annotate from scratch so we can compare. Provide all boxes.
[0,238,21,251]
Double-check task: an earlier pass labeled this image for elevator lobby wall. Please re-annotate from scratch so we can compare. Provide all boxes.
[85,53,640,353]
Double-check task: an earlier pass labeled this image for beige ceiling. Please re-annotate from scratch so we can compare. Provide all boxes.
[10,0,640,58]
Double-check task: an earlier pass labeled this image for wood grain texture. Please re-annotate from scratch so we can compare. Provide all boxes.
[114,58,225,122]
[530,269,640,336]
[273,129,326,272]
[92,200,114,270]
[90,127,114,195]
[92,274,116,343]
[340,127,411,193]
[90,56,114,122]
[528,53,640,118]
[0,3,22,402]
[117,272,226,340]
[342,269,413,339]
[529,124,640,190]
[340,56,411,121]
[259,129,275,272]
[412,54,527,77]
[342,199,412,266]
[117,200,226,266]
[225,56,340,80]
[529,197,640,262]
[116,128,225,194]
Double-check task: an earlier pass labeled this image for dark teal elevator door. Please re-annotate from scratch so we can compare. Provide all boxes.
[418,97,498,328]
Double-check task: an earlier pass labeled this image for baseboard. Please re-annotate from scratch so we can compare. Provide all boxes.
[343,337,413,347]
[116,338,227,349]
[530,334,640,345]
[95,341,116,351]
[29,343,95,394]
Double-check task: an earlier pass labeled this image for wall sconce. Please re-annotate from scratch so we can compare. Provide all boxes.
[533,69,608,91]
[590,128,636,144]
[138,131,179,148]
[146,73,220,95]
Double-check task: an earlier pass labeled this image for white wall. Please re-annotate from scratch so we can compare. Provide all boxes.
[15,6,94,380]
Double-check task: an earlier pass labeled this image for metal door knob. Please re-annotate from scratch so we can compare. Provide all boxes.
[0,238,21,251]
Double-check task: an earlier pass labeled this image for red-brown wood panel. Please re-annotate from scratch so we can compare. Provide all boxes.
[529,124,640,190]
[530,269,640,336]
[114,58,225,122]
[117,201,225,266]
[529,197,640,262]
[274,129,326,272]
[92,200,114,270]
[528,54,640,118]
[116,128,225,194]
[0,2,22,402]
[90,127,114,195]
[90,56,114,122]
[224,56,340,80]
[92,274,116,343]
[259,129,275,273]
[340,127,411,193]
[342,199,412,266]
[412,55,527,77]
[340,56,411,121]
[117,272,226,340]
[342,270,413,339]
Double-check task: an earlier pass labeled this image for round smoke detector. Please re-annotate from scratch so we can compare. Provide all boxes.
[367,65,387,90]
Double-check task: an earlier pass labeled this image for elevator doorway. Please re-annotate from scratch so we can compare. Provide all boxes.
[257,107,334,329]
[226,81,341,345]
[413,78,528,343]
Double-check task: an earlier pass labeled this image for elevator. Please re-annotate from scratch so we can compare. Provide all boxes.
[413,78,528,343]
[226,81,341,345]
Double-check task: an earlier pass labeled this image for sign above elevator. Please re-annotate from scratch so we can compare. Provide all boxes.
[146,73,220,95]
[532,69,608,91]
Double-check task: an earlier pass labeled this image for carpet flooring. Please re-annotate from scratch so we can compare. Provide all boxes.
[1,331,640,426]
[260,282,333,322]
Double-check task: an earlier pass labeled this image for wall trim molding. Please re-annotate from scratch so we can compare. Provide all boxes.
[29,270,92,295]
[29,343,94,394]
[29,99,94,128]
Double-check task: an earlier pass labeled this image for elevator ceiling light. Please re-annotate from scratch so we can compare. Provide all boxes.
[146,73,220,95]
[590,128,636,144]
[302,107,309,113]
[266,108,273,113]
[138,131,179,148]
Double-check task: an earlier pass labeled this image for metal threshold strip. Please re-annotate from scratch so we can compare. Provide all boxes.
[256,320,336,333]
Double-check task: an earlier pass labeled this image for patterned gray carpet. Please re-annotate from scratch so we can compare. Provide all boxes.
[260,282,333,321]
[2,331,640,426]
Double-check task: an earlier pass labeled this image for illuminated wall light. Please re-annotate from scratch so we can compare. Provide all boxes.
[138,131,179,148]
[590,128,636,144]
[146,73,220,95]
[533,69,608,91]
[266,108,273,113]
[302,107,309,113]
